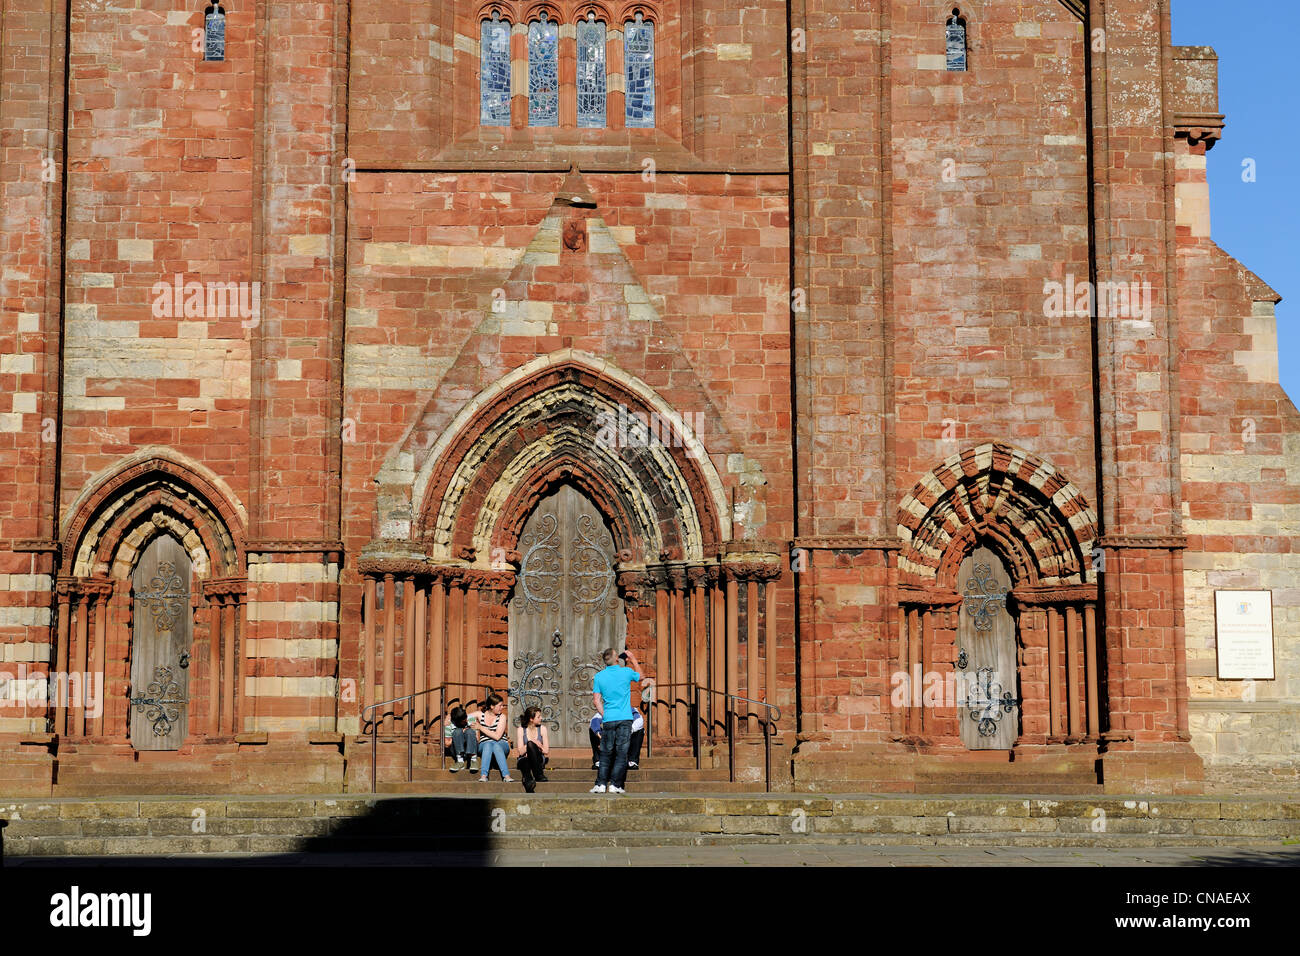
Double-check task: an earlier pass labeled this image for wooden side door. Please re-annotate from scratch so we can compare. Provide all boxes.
[508,485,624,746]
[130,535,193,750]
[956,546,1018,750]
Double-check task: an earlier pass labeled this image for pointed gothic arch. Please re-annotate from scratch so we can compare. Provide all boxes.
[413,349,728,564]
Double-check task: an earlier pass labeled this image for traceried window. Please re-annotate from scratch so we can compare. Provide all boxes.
[576,14,607,128]
[481,12,512,126]
[624,13,654,128]
[528,12,559,127]
[203,3,226,62]
[477,6,657,130]
[946,9,968,72]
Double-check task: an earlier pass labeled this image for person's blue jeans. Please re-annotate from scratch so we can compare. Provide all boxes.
[596,719,632,788]
[478,737,510,779]
[448,727,478,760]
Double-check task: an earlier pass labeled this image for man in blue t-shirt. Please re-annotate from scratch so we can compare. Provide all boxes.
[590,647,646,794]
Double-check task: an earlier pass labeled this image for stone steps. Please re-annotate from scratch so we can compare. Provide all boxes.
[2,793,1297,857]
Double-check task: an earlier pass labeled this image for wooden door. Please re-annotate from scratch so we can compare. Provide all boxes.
[130,535,193,750]
[956,547,1018,750]
[508,485,624,747]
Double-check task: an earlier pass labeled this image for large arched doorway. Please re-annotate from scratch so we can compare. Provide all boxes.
[507,484,625,746]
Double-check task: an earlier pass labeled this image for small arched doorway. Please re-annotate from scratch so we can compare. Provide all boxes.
[507,484,625,746]
[956,545,1019,750]
[129,534,194,750]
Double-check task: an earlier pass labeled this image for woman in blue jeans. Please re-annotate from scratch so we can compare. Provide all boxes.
[476,694,513,783]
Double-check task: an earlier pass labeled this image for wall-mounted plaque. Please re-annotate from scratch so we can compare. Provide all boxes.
[1214,590,1275,680]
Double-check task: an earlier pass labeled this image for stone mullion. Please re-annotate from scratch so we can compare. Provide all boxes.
[605,22,624,131]
[558,21,576,127]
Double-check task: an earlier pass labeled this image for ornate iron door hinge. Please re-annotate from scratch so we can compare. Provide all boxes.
[964,666,1020,738]
[130,665,188,737]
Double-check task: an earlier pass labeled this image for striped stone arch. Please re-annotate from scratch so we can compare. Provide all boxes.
[413,349,728,565]
[897,442,1099,588]
[61,449,245,580]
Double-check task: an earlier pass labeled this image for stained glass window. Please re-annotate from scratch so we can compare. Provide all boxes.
[481,13,512,126]
[203,4,225,62]
[624,14,654,128]
[946,11,967,72]
[528,13,559,127]
[577,15,607,128]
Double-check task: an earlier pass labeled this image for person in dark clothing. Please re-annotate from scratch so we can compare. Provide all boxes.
[514,705,550,793]
[589,710,644,771]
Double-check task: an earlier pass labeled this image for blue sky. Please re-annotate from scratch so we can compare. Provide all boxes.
[1172,2,1298,406]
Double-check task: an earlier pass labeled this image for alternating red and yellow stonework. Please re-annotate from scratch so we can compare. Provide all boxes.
[0,0,1294,796]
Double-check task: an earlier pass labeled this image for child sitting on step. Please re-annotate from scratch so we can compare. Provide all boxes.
[444,704,480,772]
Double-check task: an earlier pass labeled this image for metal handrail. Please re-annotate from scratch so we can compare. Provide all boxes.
[362,682,499,794]
[642,680,782,792]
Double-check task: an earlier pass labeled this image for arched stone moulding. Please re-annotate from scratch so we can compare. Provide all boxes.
[413,349,729,565]
[894,442,1102,750]
[358,355,784,746]
[53,451,247,743]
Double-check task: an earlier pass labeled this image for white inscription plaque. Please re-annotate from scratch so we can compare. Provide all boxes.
[1214,590,1275,681]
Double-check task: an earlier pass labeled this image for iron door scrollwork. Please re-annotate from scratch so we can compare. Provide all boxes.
[515,514,562,615]
[137,561,188,634]
[509,628,563,731]
[962,562,1008,631]
[567,653,604,735]
[130,665,188,737]
[965,666,1019,738]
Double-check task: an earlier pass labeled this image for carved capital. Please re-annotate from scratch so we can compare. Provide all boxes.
[202,577,249,600]
[897,585,962,608]
[1010,584,1098,606]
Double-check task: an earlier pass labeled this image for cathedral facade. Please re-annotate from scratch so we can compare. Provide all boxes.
[0,0,1295,795]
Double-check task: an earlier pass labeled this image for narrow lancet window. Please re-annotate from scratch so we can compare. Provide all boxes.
[528,12,559,127]
[203,3,226,62]
[481,12,512,126]
[624,13,654,128]
[946,9,968,72]
[577,14,607,128]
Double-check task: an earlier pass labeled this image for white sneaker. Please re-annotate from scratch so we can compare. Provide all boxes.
[589,784,607,793]
[608,785,626,794]
[627,762,638,769]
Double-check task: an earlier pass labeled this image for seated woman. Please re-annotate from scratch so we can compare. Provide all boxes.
[514,706,550,793]
[475,694,512,783]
